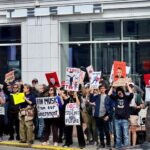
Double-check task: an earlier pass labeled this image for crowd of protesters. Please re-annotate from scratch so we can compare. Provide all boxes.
[0,72,149,150]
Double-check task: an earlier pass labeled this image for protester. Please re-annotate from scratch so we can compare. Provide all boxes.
[0,85,6,141]
[129,83,144,146]
[63,91,86,149]
[19,84,36,145]
[90,84,111,148]
[4,82,22,140]
[108,83,133,149]
[42,86,63,146]
[36,84,49,140]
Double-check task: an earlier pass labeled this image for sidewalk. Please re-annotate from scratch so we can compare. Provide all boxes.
[0,135,81,150]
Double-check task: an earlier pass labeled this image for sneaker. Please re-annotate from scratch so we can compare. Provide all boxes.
[54,142,58,146]
[79,145,85,149]
[0,137,3,142]
[19,140,26,143]
[42,141,49,146]
[16,135,20,141]
[62,144,70,147]
[8,136,14,141]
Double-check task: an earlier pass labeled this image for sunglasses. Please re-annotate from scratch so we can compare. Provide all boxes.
[13,87,18,89]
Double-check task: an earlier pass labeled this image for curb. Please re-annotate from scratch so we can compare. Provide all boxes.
[0,141,80,150]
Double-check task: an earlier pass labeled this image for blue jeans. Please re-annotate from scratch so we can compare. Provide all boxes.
[115,119,129,149]
[37,118,44,138]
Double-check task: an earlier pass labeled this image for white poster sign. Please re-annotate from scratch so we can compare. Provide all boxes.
[90,72,101,88]
[65,67,80,91]
[65,103,80,125]
[36,97,59,118]
[145,87,150,102]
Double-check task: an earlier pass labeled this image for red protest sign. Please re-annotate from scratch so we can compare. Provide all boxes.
[114,61,126,81]
[144,74,150,86]
[45,72,60,87]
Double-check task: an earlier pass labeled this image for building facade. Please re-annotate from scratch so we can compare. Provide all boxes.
[0,0,150,86]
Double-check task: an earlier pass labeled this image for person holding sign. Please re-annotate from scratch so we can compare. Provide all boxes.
[41,86,63,147]
[19,84,36,145]
[0,86,6,141]
[108,82,133,149]
[3,83,22,141]
[63,91,86,149]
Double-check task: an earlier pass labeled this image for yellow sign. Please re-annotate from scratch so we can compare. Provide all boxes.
[12,93,25,105]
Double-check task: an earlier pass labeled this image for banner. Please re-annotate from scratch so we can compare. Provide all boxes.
[144,74,150,86]
[114,61,126,81]
[80,70,86,84]
[36,97,59,118]
[45,72,60,87]
[5,70,15,84]
[86,65,94,80]
[145,87,150,102]
[65,67,80,91]
[65,103,80,125]
[12,93,25,105]
[90,72,101,88]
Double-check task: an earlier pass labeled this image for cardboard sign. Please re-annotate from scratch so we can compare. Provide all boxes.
[144,74,150,86]
[5,70,15,84]
[45,72,60,87]
[114,61,126,81]
[65,67,80,91]
[86,65,94,80]
[36,97,59,118]
[0,106,5,115]
[12,93,25,105]
[90,72,101,88]
[80,70,86,84]
[65,103,80,125]
[113,78,132,87]
[145,87,150,102]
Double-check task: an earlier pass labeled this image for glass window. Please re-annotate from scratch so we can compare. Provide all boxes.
[123,42,150,74]
[92,21,121,41]
[0,46,21,83]
[0,25,21,43]
[69,22,90,41]
[92,43,121,73]
[123,20,150,39]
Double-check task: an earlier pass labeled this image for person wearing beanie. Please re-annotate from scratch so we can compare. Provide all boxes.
[108,83,133,150]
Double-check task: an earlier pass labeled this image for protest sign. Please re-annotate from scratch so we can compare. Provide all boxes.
[145,87,150,102]
[80,70,86,84]
[5,70,15,84]
[86,65,94,80]
[109,65,130,84]
[65,67,80,91]
[45,72,60,87]
[144,74,150,86]
[114,61,126,81]
[65,103,80,126]
[12,93,25,105]
[0,107,5,115]
[113,78,132,87]
[36,97,59,118]
[90,72,101,88]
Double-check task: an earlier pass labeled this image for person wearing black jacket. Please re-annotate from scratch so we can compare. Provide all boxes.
[3,82,22,140]
[108,83,133,149]
[62,91,86,149]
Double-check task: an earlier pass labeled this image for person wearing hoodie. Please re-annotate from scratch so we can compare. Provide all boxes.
[108,83,133,149]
